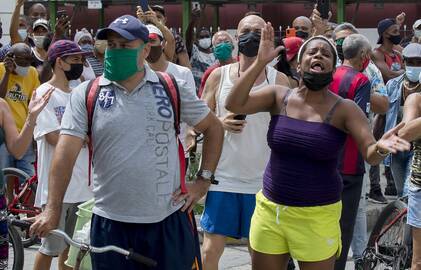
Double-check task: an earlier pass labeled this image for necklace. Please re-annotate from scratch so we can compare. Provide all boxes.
[404,80,421,91]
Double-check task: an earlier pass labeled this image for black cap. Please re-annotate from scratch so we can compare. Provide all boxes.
[377,18,396,44]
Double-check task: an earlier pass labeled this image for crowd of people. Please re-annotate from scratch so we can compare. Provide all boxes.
[0,1,420,270]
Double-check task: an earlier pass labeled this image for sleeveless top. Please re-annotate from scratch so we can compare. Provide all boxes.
[212,64,277,194]
[410,140,421,187]
[375,48,403,72]
[263,90,347,206]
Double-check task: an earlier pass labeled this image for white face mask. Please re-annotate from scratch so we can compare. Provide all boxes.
[33,35,46,49]
[198,38,212,49]
[18,29,27,41]
[15,65,29,77]
[414,30,421,39]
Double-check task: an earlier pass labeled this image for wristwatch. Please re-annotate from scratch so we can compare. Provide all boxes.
[197,170,219,185]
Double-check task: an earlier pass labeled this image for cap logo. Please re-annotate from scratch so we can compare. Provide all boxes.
[114,18,129,25]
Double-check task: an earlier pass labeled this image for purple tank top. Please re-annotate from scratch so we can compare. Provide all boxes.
[263,91,347,206]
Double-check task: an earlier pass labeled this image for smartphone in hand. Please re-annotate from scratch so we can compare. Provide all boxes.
[233,115,247,121]
[139,0,149,12]
[317,0,330,20]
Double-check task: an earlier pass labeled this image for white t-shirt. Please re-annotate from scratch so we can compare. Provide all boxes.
[165,62,197,157]
[34,83,93,207]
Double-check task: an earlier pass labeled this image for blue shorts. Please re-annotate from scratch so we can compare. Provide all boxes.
[90,211,202,270]
[200,191,256,239]
[0,144,35,184]
[408,183,421,229]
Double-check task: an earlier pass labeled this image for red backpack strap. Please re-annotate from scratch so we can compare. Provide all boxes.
[85,77,101,186]
[156,72,187,194]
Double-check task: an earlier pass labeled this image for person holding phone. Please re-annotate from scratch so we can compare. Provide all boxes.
[200,15,289,270]
[149,5,192,69]
[137,5,176,64]
[225,23,410,270]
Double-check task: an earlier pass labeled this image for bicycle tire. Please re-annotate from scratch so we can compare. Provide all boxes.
[8,224,24,270]
[2,168,30,183]
[363,199,411,270]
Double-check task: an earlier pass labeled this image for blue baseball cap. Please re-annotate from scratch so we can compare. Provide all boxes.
[96,15,149,42]
[377,18,396,44]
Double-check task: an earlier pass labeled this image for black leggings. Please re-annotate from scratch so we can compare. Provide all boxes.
[334,174,364,270]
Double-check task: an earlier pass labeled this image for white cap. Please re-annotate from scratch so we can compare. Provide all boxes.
[146,24,163,40]
[33,19,49,31]
[413,19,421,30]
[74,28,93,44]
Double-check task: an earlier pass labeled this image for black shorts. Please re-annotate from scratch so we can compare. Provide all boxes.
[90,210,202,270]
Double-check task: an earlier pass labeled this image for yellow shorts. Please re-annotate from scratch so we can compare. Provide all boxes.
[250,191,342,262]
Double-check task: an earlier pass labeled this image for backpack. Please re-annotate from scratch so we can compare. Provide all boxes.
[84,72,187,194]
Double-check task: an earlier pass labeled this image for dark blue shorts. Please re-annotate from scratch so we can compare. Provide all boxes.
[90,210,202,270]
[200,191,256,239]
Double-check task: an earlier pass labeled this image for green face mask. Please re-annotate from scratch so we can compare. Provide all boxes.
[213,42,233,61]
[104,44,145,81]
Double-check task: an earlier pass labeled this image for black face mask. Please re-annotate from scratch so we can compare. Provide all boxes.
[336,45,344,62]
[64,63,84,81]
[238,32,261,57]
[146,45,163,63]
[388,35,402,45]
[302,71,333,91]
[296,30,309,40]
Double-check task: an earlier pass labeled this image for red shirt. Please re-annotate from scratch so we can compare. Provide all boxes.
[330,66,371,175]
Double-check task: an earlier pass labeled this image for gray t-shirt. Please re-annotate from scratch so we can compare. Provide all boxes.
[60,65,210,223]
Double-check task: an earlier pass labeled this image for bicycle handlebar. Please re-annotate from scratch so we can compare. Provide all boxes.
[10,219,157,267]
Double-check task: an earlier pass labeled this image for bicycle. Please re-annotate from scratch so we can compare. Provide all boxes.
[5,218,24,270]
[12,219,157,270]
[362,197,412,270]
[3,167,41,248]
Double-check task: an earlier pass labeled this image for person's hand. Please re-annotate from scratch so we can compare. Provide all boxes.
[28,87,54,118]
[184,129,197,152]
[396,12,406,26]
[3,55,16,74]
[257,22,284,65]
[172,178,210,213]
[311,5,332,36]
[377,122,411,155]
[28,206,61,237]
[220,113,247,133]
[16,0,25,8]
[55,15,70,37]
[191,7,201,21]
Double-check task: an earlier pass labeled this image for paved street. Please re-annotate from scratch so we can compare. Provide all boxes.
[21,244,356,270]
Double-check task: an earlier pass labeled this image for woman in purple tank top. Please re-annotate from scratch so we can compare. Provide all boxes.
[225,23,410,270]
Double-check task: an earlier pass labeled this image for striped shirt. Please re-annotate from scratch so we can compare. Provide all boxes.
[330,65,371,175]
[86,56,103,77]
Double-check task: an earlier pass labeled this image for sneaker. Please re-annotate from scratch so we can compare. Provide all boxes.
[354,258,363,270]
[368,190,388,204]
[287,259,295,270]
[384,185,397,196]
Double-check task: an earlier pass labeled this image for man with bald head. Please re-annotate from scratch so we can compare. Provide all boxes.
[198,30,236,97]
[292,16,313,40]
[28,3,48,24]
[0,43,39,201]
[200,15,290,270]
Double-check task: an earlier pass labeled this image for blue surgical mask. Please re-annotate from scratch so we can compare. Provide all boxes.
[405,66,421,83]
[80,44,94,52]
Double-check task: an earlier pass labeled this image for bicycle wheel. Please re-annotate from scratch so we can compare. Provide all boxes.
[363,199,411,270]
[8,224,24,270]
[2,168,39,248]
